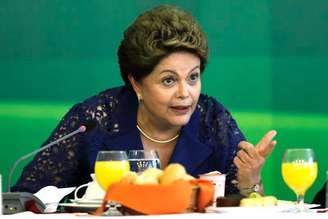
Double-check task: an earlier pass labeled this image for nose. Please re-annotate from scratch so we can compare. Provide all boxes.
[176,82,189,99]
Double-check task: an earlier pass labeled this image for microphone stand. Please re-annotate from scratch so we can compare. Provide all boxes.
[3,124,91,215]
[7,126,86,192]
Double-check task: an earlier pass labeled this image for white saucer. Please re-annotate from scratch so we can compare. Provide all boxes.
[59,201,120,213]
[69,199,103,205]
[206,203,320,213]
[59,202,102,213]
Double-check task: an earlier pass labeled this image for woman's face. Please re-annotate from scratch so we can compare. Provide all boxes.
[131,51,201,128]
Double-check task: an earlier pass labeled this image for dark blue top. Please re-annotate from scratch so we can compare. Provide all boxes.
[12,86,245,195]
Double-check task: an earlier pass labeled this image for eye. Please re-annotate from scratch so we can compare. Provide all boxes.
[188,72,200,84]
[162,77,176,87]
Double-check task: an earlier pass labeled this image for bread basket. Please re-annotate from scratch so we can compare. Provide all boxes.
[95,179,214,215]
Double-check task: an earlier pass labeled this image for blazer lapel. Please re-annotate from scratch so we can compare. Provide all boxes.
[103,128,143,151]
[169,109,213,175]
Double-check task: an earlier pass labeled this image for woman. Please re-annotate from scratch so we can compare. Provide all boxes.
[12,5,276,197]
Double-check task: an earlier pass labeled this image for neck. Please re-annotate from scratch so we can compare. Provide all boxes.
[136,123,179,144]
[137,107,180,144]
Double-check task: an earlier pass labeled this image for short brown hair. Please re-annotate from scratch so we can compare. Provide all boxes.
[118,5,208,88]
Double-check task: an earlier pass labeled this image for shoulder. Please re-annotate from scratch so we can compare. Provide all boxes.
[63,86,130,125]
[197,93,231,123]
[196,93,245,147]
[81,86,127,109]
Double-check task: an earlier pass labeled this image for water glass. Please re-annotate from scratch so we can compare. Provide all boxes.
[0,174,2,215]
[326,170,328,208]
[128,150,160,172]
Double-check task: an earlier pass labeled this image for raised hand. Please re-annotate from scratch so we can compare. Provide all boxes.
[233,130,277,194]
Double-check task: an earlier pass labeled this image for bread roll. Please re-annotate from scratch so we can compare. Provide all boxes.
[160,163,187,185]
[141,168,163,180]
[182,174,195,181]
[120,171,138,184]
[135,174,159,185]
[134,168,162,185]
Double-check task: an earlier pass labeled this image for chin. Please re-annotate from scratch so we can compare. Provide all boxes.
[168,116,191,127]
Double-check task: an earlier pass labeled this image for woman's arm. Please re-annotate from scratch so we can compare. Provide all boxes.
[204,96,276,197]
[11,103,89,193]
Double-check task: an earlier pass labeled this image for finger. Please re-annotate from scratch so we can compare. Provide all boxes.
[260,140,277,157]
[239,142,261,161]
[257,140,277,158]
[238,141,255,157]
[255,130,277,157]
[236,149,255,167]
[256,130,277,149]
[233,156,247,169]
[238,141,254,149]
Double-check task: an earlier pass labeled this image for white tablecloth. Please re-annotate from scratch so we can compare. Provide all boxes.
[1,211,327,219]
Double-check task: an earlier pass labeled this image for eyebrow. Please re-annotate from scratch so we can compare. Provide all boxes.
[159,65,201,75]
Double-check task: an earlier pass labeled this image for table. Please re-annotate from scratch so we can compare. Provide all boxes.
[2,210,328,219]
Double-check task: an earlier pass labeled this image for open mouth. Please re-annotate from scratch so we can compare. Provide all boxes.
[170,105,190,114]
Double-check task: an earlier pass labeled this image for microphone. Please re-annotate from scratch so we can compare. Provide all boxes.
[3,121,97,214]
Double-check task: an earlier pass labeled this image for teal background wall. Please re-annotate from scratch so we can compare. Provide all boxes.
[1,0,328,203]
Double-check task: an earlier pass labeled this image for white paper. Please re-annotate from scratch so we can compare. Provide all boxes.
[34,186,76,213]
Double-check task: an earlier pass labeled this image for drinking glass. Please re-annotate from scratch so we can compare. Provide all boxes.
[128,150,161,172]
[94,151,130,191]
[281,148,318,211]
[325,170,328,208]
[0,174,2,215]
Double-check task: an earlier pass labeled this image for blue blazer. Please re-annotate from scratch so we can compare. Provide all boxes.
[13,86,245,195]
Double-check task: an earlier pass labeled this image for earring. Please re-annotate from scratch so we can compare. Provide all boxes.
[137,94,143,102]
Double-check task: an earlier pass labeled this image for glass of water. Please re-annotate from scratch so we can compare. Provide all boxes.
[0,174,2,215]
[128,150,160,173]
[326,170,328,208]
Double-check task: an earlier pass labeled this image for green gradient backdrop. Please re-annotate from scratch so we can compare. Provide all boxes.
[1,0,327,203]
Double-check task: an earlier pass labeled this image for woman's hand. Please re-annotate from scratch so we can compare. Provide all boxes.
[233,130,277,194]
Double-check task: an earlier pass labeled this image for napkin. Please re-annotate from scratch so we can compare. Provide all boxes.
[34,186,76,213]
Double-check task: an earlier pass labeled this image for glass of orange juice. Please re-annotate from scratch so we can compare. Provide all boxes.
[282,148,317,211]
[95,151,130,192]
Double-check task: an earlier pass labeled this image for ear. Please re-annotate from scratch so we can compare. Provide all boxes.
[128,74,141,95]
